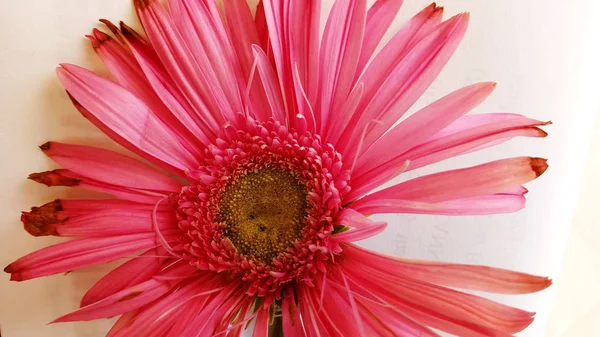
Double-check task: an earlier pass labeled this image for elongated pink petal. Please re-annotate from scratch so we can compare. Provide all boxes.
[339,246,547,334]
[297,288,332,337]
[109,275,224,337]
[339,12,467,159]
[353,194,526,216]
[256,0,296,119]
[354,82,497,176]
[167,0,243,121]
[57,64,199,174]
[354,157,548,207]
[82,248,169,306]
[223,0,260,78]
[28,169,165,204]
[134,0,227,130]
[341,265,526,336]
[41,142,183,193]
[319,0,367,133]
[348,115,548,201]
[252,308,269,337]
[252,45,286,122]
[89,28,206,154]
[21,199,176,238]
[282,288,306,337]
[114,22,218,145]
[332,221,387,242]
[357,299,441,337]
[355,0,405,74]
[287,0,321,109]
[4,232,177,281]
[254,1,270,54]
[342,243,552,294]
[325,81,364,146]
[54,278,174,322]
[405,116,549,171]
[223,0,271,122]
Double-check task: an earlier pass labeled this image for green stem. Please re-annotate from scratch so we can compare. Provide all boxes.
[268,314,284,337]
[268,302,284,337]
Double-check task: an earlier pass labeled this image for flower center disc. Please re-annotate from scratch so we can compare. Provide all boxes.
[218,169,309,263]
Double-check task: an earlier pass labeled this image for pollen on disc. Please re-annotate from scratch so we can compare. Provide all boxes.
[217,168,309,263]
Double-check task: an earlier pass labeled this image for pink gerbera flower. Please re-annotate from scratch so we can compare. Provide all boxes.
[6,0,551,336]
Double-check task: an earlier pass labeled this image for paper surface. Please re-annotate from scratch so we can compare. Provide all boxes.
[1,1,599,336]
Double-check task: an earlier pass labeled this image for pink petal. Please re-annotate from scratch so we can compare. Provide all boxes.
[222,0,271,122]
[81,248,169,307]
[353,157,548,206]
[355,0,405,74]
[288,0,321,127]
[405,116,550,171]
[252,308,269,337]
[28,169,165,204]
[340,245,548,334]
[4,232,177,281]
[339,12,467,158]
[353,194,526,216]
[252,45,287,122]
[342,243,552,294]
[348,115,548,201]
[260,0,295,121]
[134,0,227,129]
[21,199,177,238]
[334,3,443,149]
[318,0,367,133]
[57,64,199,175]
[53,278,174,322]
[115,22,218,145]
[354,82,497,176]
[282,288,306,337]
[254,1,270,54]
[89,28,206,154]
[41,142,183,193]
[332,221,387,242]
[109,275,224,337]
[167,0,244,121]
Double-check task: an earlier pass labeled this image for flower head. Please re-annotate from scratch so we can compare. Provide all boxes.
[6,0,551,336]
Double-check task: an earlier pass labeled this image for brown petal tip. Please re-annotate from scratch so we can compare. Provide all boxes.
[39,142,51,151]
[4,264,14,274]
[28,170,81,187]
[134,0,154,10]
[21,200,65,237]
[530,158,549,177]
[100,19,119,35]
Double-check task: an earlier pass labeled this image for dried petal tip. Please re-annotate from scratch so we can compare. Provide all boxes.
[21,200,64,237]
[28,170,81,187]
[134,0,154,9]
[4,264,14,274]
[39,142,51,151]
[92,28,110,44]
[99,19,120,35]
[530,158,549,177]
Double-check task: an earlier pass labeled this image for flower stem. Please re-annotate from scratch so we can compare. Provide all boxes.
[268,302,284,337]
[268,314,284,337]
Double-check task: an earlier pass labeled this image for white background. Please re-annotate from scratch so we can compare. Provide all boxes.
[1,1,599,336]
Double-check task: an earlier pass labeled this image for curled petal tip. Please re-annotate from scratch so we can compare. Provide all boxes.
[530,158,548,177]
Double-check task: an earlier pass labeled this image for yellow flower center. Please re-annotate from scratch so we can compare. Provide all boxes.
[218,169,308,263]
